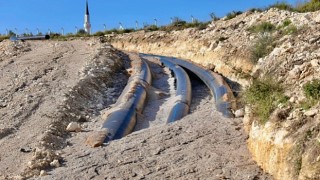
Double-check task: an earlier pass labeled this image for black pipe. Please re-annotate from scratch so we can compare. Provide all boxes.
[160,58,192,123]
[142,54,235,118]
[101,60,151,142]
[10,35,50,41]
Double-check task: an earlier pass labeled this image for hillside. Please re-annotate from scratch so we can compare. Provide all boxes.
[0,7,319,180]
[108,8,320,179]
[0,39,270,179]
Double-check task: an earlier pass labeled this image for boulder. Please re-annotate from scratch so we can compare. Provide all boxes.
[288,66,301,79]
[86,129,108,147]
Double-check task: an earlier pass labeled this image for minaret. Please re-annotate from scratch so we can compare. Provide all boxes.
[84,0,91,34]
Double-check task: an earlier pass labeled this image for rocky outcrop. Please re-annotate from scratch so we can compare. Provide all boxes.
[107,8,320,179]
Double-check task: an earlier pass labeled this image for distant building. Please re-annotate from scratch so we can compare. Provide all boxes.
[84,0,91,34]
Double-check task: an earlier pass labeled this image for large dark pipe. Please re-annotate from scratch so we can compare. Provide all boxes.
[160,58,192,123]
[166,57,235,118]
[10,35,50,41]
[142,54,236,118]
[101,59,151,141]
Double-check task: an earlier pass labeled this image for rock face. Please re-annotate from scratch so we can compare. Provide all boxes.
[107,8,320,180]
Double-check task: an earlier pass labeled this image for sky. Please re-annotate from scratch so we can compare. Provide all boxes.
[0,0,298,35]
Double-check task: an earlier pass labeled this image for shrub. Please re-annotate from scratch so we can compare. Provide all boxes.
[94,31,105,36]
[300,99,317,110]
[184,20,210,30]
[171,17,187,27]
[248,8,264,13]
[303,79,320,100]
[282,19,292,27]
[248,22,276,33]
[209,12,220,21]
[296,0,320,12]
[225,11,243,20]
[196,22,210,30]
[122,28,135,33]
[269,1,294,11]
[268,0,320,12]
[277,19,298,35]
[243,77,287,123]
[144,25,159,32]
[283,24,298,35]
[104,28,119,34]
[0,35,8,41]
[77,29,87,35]
[49,33,69,41]
[250,34,275,63]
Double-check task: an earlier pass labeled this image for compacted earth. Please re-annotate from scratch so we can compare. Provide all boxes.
[0,39,271,179]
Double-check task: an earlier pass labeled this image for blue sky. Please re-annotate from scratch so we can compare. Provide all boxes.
[0,0,297,35]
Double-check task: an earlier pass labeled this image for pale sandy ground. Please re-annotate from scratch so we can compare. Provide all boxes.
[0,40,272,179]
[0,39,100,176]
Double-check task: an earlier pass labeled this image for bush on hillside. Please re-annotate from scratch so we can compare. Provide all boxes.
[269,0,320,12]
[282,19,292,27]
[104,29,119,35]
[269,1,294,11]
[296,0,320,12]
[248,22,276,33]
[77,29,87,35]
[250,34,275,63]
[94,31,105,36]
[242,77,287,123]
[209,12,220,21]
[0,35,9,41]
[276,19,300,35]
[144,25,159,32]
[248,8,264,13]
[283,24,299,35]
[303,79,320,100]
[225,11,243,20]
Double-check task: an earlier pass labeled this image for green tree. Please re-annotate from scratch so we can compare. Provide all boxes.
[77,29,87,35]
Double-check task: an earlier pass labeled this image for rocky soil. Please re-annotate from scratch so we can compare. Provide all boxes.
[2,7,319,180]
[0,38,271,179]
[108,8,320,179]
[0,39,129,178]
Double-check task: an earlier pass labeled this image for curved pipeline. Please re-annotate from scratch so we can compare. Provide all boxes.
[160,58,192,123]
[100,59,151,142]
[143,54,236,118]
[10,35,50,42]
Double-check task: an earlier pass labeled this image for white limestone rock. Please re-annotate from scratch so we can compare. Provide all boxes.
[235,108,245,118]
[66,122,81,132]
[304,109,318,117]
[50,159,60,167]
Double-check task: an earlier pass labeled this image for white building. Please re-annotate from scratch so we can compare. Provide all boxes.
[84,0,91,34]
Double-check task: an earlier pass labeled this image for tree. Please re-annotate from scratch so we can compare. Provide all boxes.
[209,12,219,21]
[8,30,16,36]
[171,17,187,26]
[77,29,87,35]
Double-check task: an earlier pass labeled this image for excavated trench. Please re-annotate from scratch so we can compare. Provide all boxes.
[133,55,209,131]
[93,53,229,144]
[0,40,272,179]
[43,52,272,179]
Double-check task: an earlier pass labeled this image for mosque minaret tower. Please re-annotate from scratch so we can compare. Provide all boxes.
[84,0,91,34]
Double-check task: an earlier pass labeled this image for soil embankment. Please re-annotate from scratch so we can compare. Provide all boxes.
[108,8,320,179]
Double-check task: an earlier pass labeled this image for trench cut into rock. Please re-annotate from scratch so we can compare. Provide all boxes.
[86,55,152,147]
[142,54,236,118]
